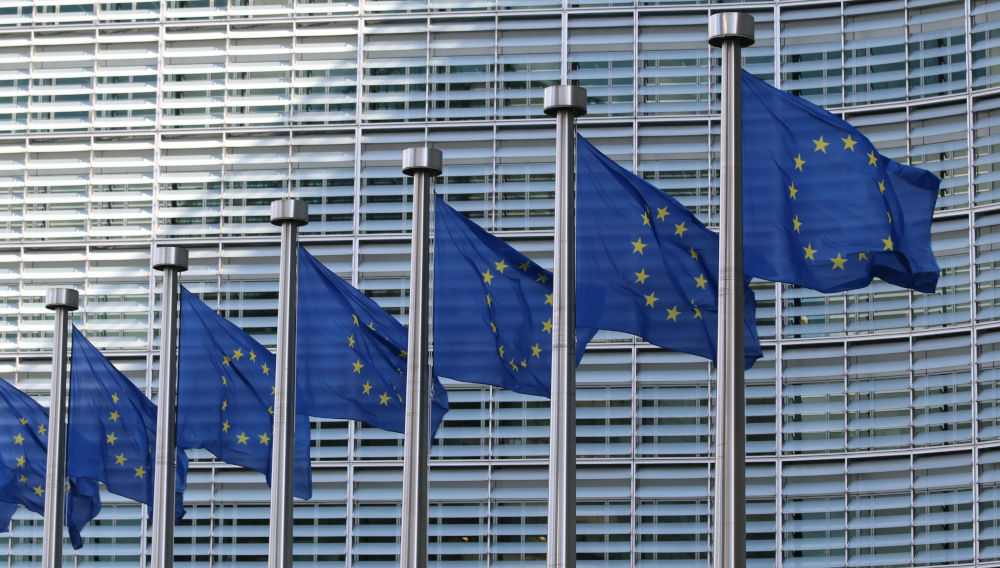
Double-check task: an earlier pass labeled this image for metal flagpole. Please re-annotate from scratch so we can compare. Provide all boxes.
[151,246,189,568]
[41,287,79,568]
[399,146,441,568]
[268,198,308,568]
[543,84,586,568]
[708,12,754,568]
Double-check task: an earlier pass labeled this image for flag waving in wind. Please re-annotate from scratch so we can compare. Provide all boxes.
[177,288,312,499]
[297,246,449,436]
[741,70,940,294]
[0,378,101,549]
[576,135,762,368]
[68,327,188,521]
[434,196,597,397]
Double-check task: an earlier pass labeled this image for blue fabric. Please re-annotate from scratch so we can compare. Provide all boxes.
[68,327,188,523]
[576,135,762,369]
[433,196,597,397]
[742,70,940,293]
[0,378,102,549]
[177,288,312,499]
[297,246,449,436]
[0,501,15,533]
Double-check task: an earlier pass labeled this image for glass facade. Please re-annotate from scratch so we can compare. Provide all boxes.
[0,0,997,565]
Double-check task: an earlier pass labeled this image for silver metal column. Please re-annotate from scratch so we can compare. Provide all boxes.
[543,84,587,568]
[41,287,79,568]
[267,199,308,568]
[708,12,754,568]
[399,147,441,568]
[151,246,189,568]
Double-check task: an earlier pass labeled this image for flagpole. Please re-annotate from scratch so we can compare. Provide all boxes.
[151,246,188,568]
[543,84,586,568]
[41,287,79,568]
[268,198,308,568]
[708,12,754,568]
[400,146,440,568]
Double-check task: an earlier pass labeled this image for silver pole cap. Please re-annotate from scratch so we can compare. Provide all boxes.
[543,85,587,118]
[45,288,79,311]
[708,12,755,47]
[270,199,309,227]
[152,246,189,272]
[402,147,442,177]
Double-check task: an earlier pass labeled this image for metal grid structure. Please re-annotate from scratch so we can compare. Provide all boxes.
[0,0,997,565]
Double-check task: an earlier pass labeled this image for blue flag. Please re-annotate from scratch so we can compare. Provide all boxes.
[68,327,188,522]
[0,501,15,533]
[297,246,449,435]
[576,135,763,368]
[0,378,102,549]
[177,288,312,499]
[433,196,597,397]
[742,70,940,293]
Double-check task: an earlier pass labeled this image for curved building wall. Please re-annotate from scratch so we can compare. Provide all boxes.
[0,0,997,566]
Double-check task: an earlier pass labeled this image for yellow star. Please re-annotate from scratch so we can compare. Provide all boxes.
[674,222,687,237]
[666,305,680,321]
[111,393,119,404]
[233,348,243,361]
[644,292,659,308]
[858,252,869,261]
[486,294,492,307]
[12,434,23,445]
[882,235,894,251]
[812,136,829,153]
[498,345,505,358]
[236,432,249,445]
[634,268,650,284]
[258,433,270,445]
[261,363,270,375]
[268,406,273,415]
[348,335,356,348]
[114,453,126,466]
[518,260,531,271]
[221,400,228,411]
[36,424,45,435]
[542,319,553,333]
[878,180,886,194]
[222,421,230,432]
[803,243,818,260]
[15,456,24,467]
[367,321,376,331]
[544,293,553,305]
[379,392,391,406]
[221,375,227,386]
[222,355,230,365]
[693,305,703,319]
[631,237,647,254]
[793,153,806,171]
[509,359,518,372]
[397,393,404,403]
[792,216,802,233]
[19,475,26,484]
[362,381,373,395]
[489,321,497,333]
[108,410,120,422]
[17,418,26,425]
[842,134,857,151]
[134,466,146,479]
[656,207,669,221]
[398,348,407,357]
[352,313,359,326]
[887,211,892,223]
[106,432,118,445]
[536,272,549,283]
[249,350,257,362]
[641,212,650,226]
[482,269,494,285]
[694,274,708,289]
[495,259,508,273]
[33,485,43,496]
[867,151,877,166]
[689,248,698,260]
[531,344,542,358]
[830,253,847,270]
[520,359,527,368]
[270,386,275,395]
[788,183,798,200]
[352,359,364,373]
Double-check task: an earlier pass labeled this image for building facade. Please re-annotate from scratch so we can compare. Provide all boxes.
[0,0,997,565]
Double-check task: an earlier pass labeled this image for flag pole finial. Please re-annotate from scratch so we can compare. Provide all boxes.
[708,12,754,47]
[402,147,442,177]
[543,85,587,118]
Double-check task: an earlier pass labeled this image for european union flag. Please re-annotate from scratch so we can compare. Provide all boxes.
[0,378,101,549]
[433,196,597,397]
[576,135,763,368]
[68,327,187,522]
[177,288,312,499]
[0,501,14,533]
[297,246,449,435]
[742,70,940,294]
